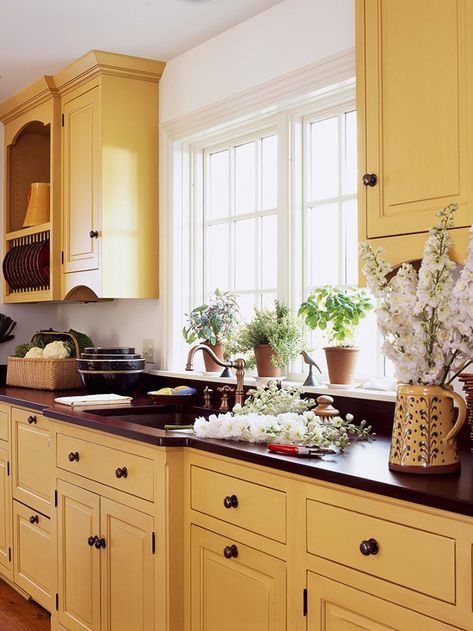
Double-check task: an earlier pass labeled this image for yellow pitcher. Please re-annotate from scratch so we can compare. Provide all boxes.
[389,385,467,474]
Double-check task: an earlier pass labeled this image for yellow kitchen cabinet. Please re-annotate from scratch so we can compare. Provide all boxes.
[190,525,286,631]
[13,500,53,611]
[357,0,473,266]
[0,403,10,443]
[0,77,61,302]
[0,445,12,577]
[57,480,155,631]
[12,407,53,517]
[56,50,165,300]
[307,573,463,631]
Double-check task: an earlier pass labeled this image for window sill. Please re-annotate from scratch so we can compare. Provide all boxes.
[147,369,397,403]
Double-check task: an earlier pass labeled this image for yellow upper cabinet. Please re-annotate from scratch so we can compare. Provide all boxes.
[0,51,165,302]
[56,51,165,300]
[357,0,473,262]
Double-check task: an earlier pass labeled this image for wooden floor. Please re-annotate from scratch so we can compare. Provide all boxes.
[0,579,50,631]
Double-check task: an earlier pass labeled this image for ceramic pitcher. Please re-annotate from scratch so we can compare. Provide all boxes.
[389,384,467,474]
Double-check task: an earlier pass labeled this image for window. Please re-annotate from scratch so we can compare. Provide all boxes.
[168,79,383,379]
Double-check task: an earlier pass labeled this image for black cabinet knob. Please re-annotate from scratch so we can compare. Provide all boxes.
[223,544,239,559]
[95,537,106,549]
[27,415,37,424]
[115,466,128,479]
[360,538,379,556]
[29,515,39,524]
[68,451,80,462]
[362,173,377,187]
[89,230,99,239]
[88,536,96,547]
[223,495,239,509]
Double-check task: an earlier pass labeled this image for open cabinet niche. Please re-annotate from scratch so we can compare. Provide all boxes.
[7,121,51,234]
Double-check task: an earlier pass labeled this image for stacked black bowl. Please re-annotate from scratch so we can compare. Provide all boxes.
[77,347,145,394]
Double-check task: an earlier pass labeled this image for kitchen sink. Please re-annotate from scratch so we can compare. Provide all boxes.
[87,404,209,428]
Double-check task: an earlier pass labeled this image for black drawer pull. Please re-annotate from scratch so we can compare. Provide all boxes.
[223,494,238,509]
[29,515,39,524]
[362,173,377,187]
[360,538,379,556]
[68,451,80,462]
[89,230,99,239]
[88,536,97,547]
[223,544,239,559]
[115,466,128,479]
[27,415,37,424]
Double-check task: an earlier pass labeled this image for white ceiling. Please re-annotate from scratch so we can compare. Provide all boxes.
[0,0,284,101]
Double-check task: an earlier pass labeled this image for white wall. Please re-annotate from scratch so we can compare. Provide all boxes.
[2,0,355,367]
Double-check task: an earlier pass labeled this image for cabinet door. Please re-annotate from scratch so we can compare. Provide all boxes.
[100,498,154,631]
[62,86,100,274]
[12,408,52,516]
[0,403,10,443]
[358,0,473,238]
[190,525,286,631]
[307,573,463,631]
[13,500,52,611]
[57,480,101,631]
[0,446,11,573]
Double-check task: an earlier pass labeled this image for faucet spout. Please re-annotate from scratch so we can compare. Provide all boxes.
[185,343,246,407]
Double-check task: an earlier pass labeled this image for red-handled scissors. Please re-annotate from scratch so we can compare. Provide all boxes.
[268,444,336,458]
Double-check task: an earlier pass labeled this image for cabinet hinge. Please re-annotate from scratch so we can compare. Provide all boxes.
[303,588,307,617]
[61,251,64,265]
[61,113,64,127]
[8,548,11,563]
[6,461,9,477]
[56,593,59,611]
[54,489,58,508]
[152,531,156,555]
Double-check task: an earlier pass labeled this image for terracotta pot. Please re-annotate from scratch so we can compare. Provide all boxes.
[389,384,467,474]
[202,341,224,373]
[323,347,359,384]
[254,344,281,378]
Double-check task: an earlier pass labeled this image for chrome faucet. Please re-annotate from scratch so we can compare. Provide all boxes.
[185,343,246,407]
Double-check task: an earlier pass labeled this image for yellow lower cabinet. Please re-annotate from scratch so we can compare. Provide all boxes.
[0,445,11,574]
[100,497,155,631]
[0,403,10,442]
[307,573,463,631]
[13,500,52,611]
[58,480,101,631]
[190,525,286,631]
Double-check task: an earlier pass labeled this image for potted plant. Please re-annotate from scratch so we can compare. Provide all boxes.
[298,286,373,384]
[235,301,304,377]
[182,289,240,372]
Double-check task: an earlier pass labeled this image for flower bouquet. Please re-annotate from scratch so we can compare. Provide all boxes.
[360,204,472,473]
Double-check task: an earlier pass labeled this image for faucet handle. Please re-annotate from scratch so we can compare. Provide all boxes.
[203,386,214,409]
[218,386,235,413]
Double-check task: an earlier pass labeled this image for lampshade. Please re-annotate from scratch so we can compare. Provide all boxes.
[23,182,50,228]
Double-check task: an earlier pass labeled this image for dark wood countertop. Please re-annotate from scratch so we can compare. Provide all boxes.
[1,386,472,519]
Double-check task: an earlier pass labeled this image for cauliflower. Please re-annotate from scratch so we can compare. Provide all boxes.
[25,347,44,358]
[42,341,71,359]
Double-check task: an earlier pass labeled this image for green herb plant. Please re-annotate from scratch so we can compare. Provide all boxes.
[298,286,373,347]
[182,289,240,347]
[235,301,304,369]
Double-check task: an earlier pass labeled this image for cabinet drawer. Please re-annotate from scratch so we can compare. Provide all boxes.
[13,501,52,612]
[57,434,154,501]
[306,499,455,603]
[0,404,9,442]
[190,466,286,543]
[12,408,52,516]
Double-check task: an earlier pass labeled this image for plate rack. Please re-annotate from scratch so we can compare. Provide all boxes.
[3,227,51,301]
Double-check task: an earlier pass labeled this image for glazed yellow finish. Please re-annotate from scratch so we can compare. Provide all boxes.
[307,574,461,631]
[0,446,11,577]
[357,0,473,271]
[0,404,10,443]
[12,408,53,517]
[13,500,52,611]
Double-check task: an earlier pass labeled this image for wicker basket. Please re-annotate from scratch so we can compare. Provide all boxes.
[7,331,83,391]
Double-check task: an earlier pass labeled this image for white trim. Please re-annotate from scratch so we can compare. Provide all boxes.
[162,49,355,139]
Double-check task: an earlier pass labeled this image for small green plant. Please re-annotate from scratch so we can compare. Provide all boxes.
[182,289,240,346]
[235,301,304,369]
[298,286,373,347]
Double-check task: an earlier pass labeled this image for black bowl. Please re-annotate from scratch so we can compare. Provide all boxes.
[84,347,136,355]
[79,369,143,394]
[81,353,142,360]
[77,358,145,371]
